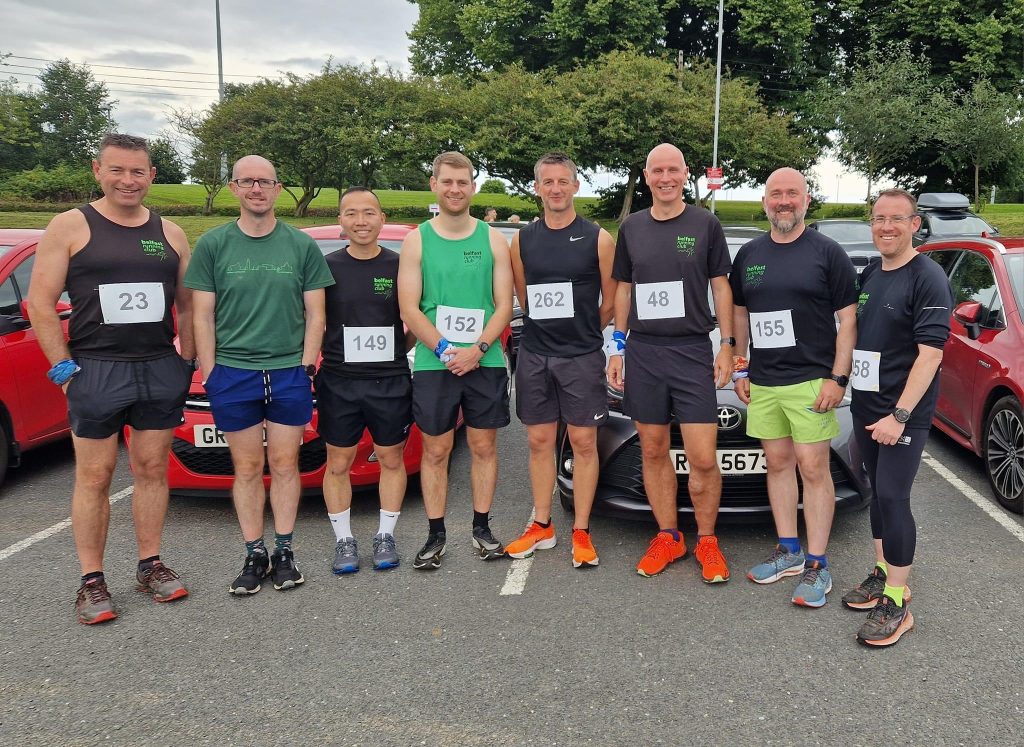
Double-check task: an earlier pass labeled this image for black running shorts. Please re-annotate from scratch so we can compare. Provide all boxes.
[315,369,412,448]
[622,335,717,424]
[412,367,510,436]
[514,348,608,427]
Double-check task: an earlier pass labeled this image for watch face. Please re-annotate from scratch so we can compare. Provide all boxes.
[477,342,489,353]
[894,408,911,423]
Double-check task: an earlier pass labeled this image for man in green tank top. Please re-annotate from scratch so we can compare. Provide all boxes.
[398,152,514,569]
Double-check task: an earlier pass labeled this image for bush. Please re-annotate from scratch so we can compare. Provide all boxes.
[0,165,96,202]
[479,178,508,194]
[823,203,869,219]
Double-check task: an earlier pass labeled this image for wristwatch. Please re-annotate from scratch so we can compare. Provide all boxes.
[829,373,850,388]
[304,364,317,377]
[893,407,912,424]
[476,341,490,354]
[721,337,736,346]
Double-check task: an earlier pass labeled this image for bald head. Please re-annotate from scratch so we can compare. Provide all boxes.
[764,167,807,194]
[232,155,277,181]
[762,167,810,238]
[646,143,686,170]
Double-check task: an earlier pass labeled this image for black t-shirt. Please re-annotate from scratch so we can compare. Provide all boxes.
[730,229,858,385]
[612,206,731,340]
[850,254,952,429]
[519,215,603,357]
[321,247,408,378]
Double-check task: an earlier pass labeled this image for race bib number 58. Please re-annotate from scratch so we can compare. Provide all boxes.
[98,282,165,324]
[436,304,485,343]
[851,349,881,392]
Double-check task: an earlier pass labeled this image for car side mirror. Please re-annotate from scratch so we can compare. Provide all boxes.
[19,300,71,321]
[953,300,983,340]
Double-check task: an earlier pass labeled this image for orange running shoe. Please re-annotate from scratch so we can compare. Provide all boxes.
[694,535,730,583]
[571,529,599,568]
[636,530,686,577]
[505,521,557,559]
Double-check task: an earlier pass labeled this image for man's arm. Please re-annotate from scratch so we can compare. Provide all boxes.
[164,219,195,361]
[397,230,442,351]
[732,304,751,404]
[607,280,632,390]
[26,211,78,365]
[815,302,857,411]
[597,228,617,327]
[192,290,217,381]
[301,288,326,369]
[710,275,734,388]
[865,345,944,445]
[510,231,527,318]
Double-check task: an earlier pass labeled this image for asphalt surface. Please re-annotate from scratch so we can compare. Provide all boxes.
[1,408,1022,746]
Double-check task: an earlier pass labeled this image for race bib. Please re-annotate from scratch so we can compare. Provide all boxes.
[98,282,165,324]
[749,309,796,349]
[343,326,395,363]
[635,281,685,320]
[436,304,484,343]
[851,349,881,392]
[527,282,574,320]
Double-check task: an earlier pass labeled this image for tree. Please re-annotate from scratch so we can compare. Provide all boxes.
[148,138,187,184]
[0,79,40,175]
[35,59,116,167]
[170,108,226,215]
[479,178,508,194]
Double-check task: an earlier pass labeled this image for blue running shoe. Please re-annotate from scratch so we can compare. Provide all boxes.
[332,537,359,575]
[747,544,805,584]
[372,533,400,570]
[792,560,832,608]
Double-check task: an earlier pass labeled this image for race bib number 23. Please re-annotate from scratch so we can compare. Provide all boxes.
[98,282,165,324]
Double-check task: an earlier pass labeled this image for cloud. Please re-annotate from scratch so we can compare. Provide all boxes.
[94,51,197,69]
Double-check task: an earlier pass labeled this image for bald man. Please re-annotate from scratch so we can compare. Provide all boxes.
[185,155,334,595]
[730,167,857,608]
[607,143,735,583]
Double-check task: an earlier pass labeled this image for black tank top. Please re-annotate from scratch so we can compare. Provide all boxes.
[519,215,603,357]
[67,204,179,361]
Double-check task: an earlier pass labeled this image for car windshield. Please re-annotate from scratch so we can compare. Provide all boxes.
[0,245,15,259]
[1005,255,1024,309]
[818,222,872,243]
[315,239,404,255]
[928,214,996,237]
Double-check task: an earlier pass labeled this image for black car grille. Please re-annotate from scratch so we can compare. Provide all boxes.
[171,437,328,476]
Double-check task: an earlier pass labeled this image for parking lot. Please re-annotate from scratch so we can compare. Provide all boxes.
[1,404,1022,746]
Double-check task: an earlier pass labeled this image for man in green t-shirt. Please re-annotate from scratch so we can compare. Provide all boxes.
[185,155,334,595]
[398,151,514,569]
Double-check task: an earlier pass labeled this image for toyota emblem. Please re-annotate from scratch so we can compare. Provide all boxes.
[717,405,742,431]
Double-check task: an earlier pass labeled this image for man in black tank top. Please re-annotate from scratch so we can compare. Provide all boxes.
[505,153,617,568]
[28,134,195,625]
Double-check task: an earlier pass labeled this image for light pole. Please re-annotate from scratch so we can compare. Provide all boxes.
[216,0,227,180]
[710,0,724,215]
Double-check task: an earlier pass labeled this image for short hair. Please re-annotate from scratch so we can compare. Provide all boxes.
[339,186,382,209]
[431,151,474,179]
[97,133,149,160]
[534,152,578,182]
[872,188,917,213]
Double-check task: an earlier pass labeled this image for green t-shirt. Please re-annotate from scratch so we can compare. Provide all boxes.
[185,220,334,369]
[413,219,505,372]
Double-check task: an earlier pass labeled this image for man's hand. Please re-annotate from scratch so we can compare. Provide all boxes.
[812,379,845,412]
[607,354,624,391]
[446,345,483,376]
[865,415,906,446]
[713,347,732,388]
[734,377,750,405]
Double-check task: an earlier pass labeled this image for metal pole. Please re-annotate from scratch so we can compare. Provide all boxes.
[216,0,227,180]
[710,0,724,215]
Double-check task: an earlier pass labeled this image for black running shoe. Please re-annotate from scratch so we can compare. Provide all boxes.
[472,525,505,561]
[842,567,887,610]
[230,553,270,595]
[413,531,446,570]
[857,595,915,647]
[270,548,305,590]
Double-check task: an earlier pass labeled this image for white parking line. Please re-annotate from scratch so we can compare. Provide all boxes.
[499,506,536,596]
[922,452,1024,544]
[0,486,134,562]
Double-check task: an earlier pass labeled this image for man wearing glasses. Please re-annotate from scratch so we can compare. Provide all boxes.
[731,167,858,608]
[185,155,334,595]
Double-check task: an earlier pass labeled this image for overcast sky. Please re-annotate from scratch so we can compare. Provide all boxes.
[1,0,874,201]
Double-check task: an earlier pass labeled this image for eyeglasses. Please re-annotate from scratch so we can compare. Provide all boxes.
[869,215,915,226]
[232,178,278,189]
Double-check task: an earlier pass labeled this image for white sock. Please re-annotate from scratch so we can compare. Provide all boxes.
[378,509,400,536]
[328,509,352,541]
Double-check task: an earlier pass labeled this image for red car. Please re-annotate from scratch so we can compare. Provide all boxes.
[918,237,1024,513]
[161,222,513,496]
[0,230,72,487]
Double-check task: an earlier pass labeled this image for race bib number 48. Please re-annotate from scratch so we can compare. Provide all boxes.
[635,280,685,320]
[98,282,165,324]
[527,282,574,320]
[436,305,485,343]
[851,349,881,392]
[343,326,395,363]
[749,309,796,349]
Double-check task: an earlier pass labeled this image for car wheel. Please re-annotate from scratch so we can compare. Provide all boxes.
[0,424,9,489]
[983,396,1024,514]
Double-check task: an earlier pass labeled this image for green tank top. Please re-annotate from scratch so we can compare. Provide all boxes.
[414,219,505,371]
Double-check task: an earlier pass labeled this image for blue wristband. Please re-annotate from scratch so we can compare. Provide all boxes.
[611,331,626,352]
[47,358,81,386]
[434,337,451,359]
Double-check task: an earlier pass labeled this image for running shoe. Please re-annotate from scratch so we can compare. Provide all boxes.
[571,529,599,568]
[229,553,270,595]
[842,568,913,610]
[76,578,117,625]
[792,560,832,608]
[332,537,359,575]
[857,595,915,647]
[372,533,400,570]
[413,531,446,570]
[505,521,557,559]
[472,525,506,560]
[694,535,729,584]
[747,544,806,584]
[135,560,189,602]
[270,548,304,590]
[636,530,686,577]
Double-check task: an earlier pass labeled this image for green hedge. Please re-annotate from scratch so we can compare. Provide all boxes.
[0,166,97,202]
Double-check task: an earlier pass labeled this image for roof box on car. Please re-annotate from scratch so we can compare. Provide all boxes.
[917,193,970,210]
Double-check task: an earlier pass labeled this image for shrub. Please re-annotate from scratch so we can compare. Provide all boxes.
[479,178,508,194]
[823,203,869,219]
[0,165,96,202]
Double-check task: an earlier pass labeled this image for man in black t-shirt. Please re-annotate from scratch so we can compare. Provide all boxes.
[608,143,735,583]
[316,187,414,574]
[731,167,858,609]
[841,189,951,647]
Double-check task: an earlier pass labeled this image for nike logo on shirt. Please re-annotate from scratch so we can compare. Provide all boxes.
[569,236,585,242]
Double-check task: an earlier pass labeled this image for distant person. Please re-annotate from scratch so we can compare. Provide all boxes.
[186,155,334,595]
[398,151,514,569]
[731,167,858,608]
[484,208,497,223]
[29,133,194,625]
[508,214,521,223]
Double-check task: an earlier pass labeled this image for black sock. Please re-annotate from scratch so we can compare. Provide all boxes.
[82,571,104,586]
[472,511,489,529]
[536,519,551,529]
[575,527,590,534]
[428,517,446,535]
[245,537,267,557]
[138,555,160,571]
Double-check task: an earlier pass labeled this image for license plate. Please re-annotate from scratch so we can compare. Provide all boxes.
[193,424,229,448]
[670,449,767,475]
